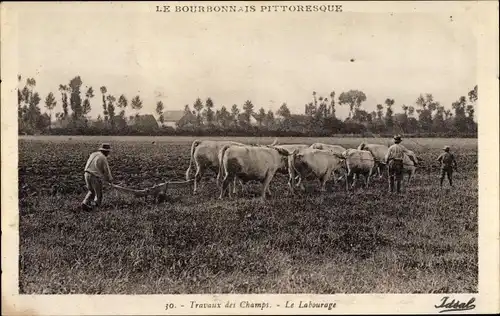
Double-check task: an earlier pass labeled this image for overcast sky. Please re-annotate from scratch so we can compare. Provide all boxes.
[17,5,477,119]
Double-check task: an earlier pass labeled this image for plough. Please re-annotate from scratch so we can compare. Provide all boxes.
[108,179,194,203]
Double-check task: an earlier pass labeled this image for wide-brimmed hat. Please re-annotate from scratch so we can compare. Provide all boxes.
[443,146,450,151]
[98,143,112,152]
[393,135,402,142]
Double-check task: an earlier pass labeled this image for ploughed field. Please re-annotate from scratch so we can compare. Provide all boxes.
[18,136,478,294]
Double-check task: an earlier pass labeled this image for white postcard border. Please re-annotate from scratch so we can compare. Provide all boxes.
[2,1,499,315]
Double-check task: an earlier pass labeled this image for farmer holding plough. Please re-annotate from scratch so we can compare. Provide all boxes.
[81,143,113,211]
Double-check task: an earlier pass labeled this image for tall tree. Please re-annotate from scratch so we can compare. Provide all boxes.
[466,85,477,124]
[329,91,336,118]
[452,96,467,132]
[117,94,128,117]
[230,104,240,126]
[415,93,438,132]
[242,100,254,125]
[277,103,291,129]
[432,105,446,132]
[100,86,108,121]
[265,110,275,128]
[130,95,143,116]
[68,76,83,120]
[376,104,384,120]
[82,87,94,117]
[256,107,266,126]
[316,96,328,120]
[156,101,164,126]
[106,95,117,128]
[338,90,367,119]
[384,98,395,130]
[204,97,215,125]
[59,84,69,118]
[193,98,204,126]
[217,105,231,128]
[277,102,291,118]
[44,92,57,126]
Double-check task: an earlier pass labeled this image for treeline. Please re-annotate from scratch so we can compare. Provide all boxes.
[18,74,478,137]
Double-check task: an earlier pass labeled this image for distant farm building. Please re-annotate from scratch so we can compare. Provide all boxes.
[160,110,197,129]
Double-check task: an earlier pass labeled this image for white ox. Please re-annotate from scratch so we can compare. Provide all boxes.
[272,143,310,188]
[218,144,291,201]
[340,148,376,190]
[310,143,347,183]
[290,148,344,193]
[186,139,279,194]
[186,140,244,194]
[357,143,389,177]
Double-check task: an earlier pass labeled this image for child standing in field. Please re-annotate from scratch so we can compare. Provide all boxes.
[81,143,113,211]
[437,146,458,187]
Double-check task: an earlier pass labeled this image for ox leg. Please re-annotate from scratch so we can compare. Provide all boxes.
[235,178,245,195]
[232,176,238,195]
[287,178,294,195]
[193,166,204,194]
[319,175,328,193]
[351,173,358,190]
[378,164,387,179]
[216,171,222,188]
[261,172,275,201]
[366,167,374,188]
[219,174,232,199]
[295,175,302,187]
[345,172,353,192]
[365,172,370,188]
[407,170,414,185]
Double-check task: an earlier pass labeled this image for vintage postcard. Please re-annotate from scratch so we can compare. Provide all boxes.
[1,1,499,315]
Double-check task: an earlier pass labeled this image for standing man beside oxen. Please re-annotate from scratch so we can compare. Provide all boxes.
[384,135,416,194]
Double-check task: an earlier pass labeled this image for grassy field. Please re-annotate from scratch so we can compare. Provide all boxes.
[18,136,478,294]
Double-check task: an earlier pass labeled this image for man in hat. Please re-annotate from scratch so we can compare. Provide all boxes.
[81,143,113,211]
[437,146,457,187]
[384,135,414,193]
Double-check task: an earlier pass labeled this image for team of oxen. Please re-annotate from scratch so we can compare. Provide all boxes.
[184,139,421,201]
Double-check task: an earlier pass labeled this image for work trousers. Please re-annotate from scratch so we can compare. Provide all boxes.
[388,159,404,193]
[440,166,454,187]
[82,172,104,207]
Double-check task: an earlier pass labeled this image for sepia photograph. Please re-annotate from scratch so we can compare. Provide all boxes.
[2,1,499,315]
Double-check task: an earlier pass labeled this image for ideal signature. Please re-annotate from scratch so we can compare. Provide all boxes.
[434,296,476,313]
